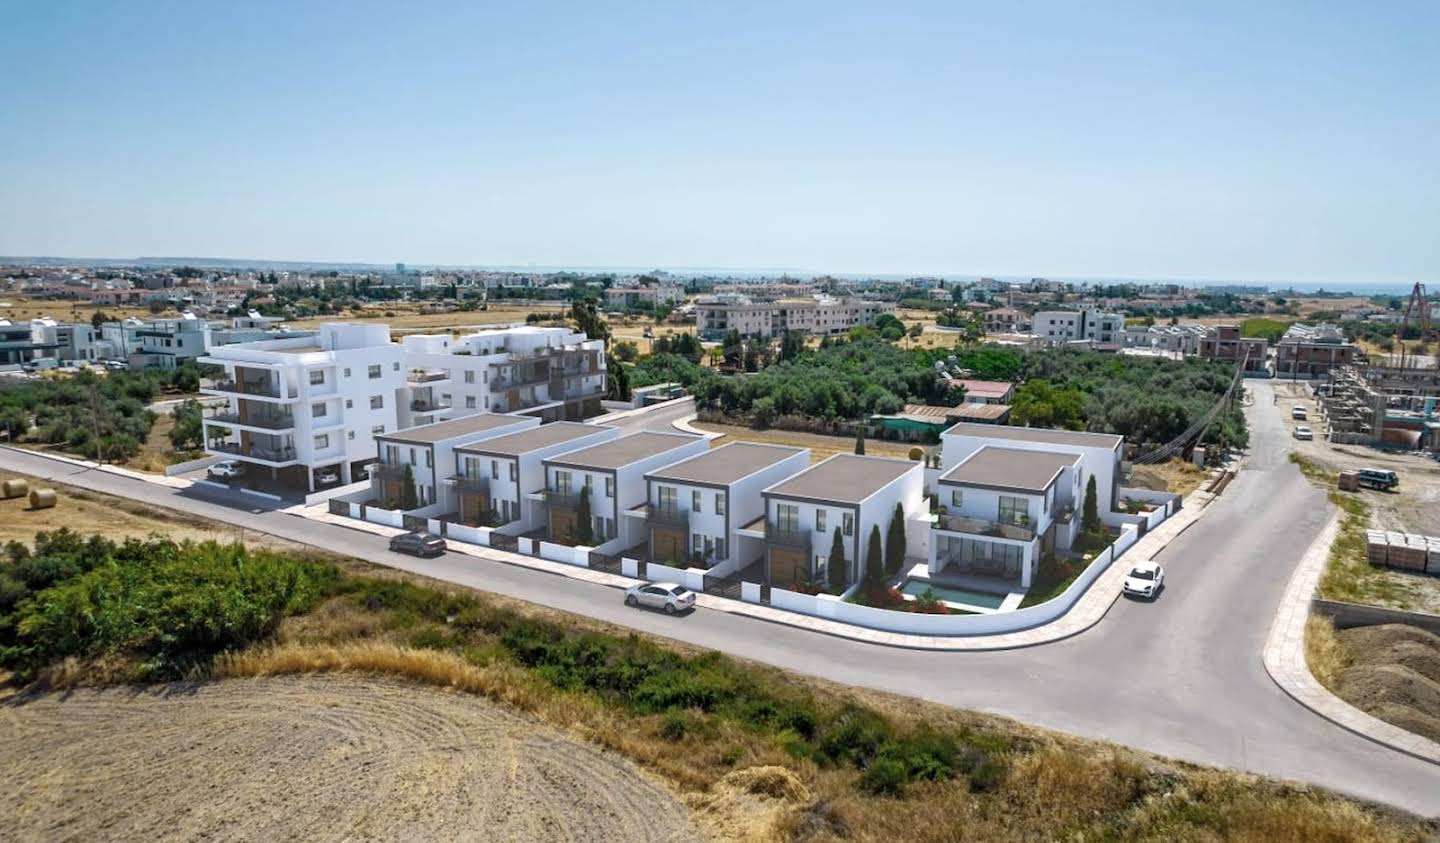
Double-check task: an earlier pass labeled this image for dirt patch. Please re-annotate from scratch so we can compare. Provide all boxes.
[0,675,699,842]
[692,420,920,464]
[1129,458,1208,495]
[1331,624,1440,744]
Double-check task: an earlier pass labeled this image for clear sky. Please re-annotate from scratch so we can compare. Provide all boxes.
[2,1,1436,284]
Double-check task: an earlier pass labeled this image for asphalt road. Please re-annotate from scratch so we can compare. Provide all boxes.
[3,382,1437,816]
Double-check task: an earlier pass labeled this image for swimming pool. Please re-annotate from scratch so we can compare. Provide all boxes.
[899,579,1006,610]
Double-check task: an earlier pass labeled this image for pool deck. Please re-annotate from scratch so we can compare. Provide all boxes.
[901,563,1026,613]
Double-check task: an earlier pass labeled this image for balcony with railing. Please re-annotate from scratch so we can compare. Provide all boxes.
[543,488,583,509]
[641,504,689,528]
[764,522,811,549]
[207,407,295,431]
[407,368,450,384]
[448,474,489,495]
[934,513,1036,542]
[209,440,298,464]
[411,398,453,413]
[371,461,410,481]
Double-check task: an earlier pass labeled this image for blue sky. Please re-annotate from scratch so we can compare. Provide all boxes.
[1,1,1436,283]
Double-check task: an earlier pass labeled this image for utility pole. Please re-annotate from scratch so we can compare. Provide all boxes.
[88,379,103,467]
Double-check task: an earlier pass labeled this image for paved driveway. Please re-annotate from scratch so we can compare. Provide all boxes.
[3,381,1438,816]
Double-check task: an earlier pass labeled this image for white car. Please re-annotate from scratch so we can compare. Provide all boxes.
[1291,405,1307,420]
[207,460,247,480]
[1293,425,1313,441]
[316,467,340,485]
[1122,560,1164,599]
[624,582,696,615]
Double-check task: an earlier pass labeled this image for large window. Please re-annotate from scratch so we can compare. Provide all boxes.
[715,493,725,515]
[311,402,327,418]
[815,509,826,532]
[692,490,701,511]
[658,485,678,511]
[309,370,324,385]
[998,495,1028,526]
[776,503,799,532]
[367,364,381,379]
[555,471,572,494]
[370,395,383,409]
[842,512,854,536]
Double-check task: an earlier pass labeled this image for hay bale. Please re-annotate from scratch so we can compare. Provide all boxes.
[28,488,57,509]
[2,478,29,499]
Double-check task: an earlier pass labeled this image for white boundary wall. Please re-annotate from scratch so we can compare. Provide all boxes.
[765,520,1147,635]
[539,541,592,567]
[644,561,706,591]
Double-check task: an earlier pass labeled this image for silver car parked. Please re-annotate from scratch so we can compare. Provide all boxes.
[624,582,696,615]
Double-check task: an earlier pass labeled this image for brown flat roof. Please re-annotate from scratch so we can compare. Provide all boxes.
[942,422,1122,449]
[955,379,1013,398]
[456,422,613,457]
[379,413,531,445]
[940,446,1077,493]
[646,442,805,486]
[545,431,702,471]
[763,454,916,505]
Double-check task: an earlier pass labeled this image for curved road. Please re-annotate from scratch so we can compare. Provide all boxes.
[2,381,1436,816]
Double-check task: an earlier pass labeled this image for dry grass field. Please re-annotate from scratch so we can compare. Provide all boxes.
[0,297,152,322]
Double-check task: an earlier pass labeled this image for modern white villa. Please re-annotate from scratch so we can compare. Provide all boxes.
[632,442,810,575]
[448,421,619,532]
[744,454,926,589]
[371,413,539,511]
[929,423,1125,589]
[539,431,709,551]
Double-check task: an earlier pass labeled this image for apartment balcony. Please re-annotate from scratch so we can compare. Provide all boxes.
[203,378,294,400]
[448,474,490,495]
[641,504,689,528]
[764,523,811,549]
[208,441,298,465]
[207,409,295,431]
[407,368,451,384]
[411,398,453,413]
[934,513,1035,542]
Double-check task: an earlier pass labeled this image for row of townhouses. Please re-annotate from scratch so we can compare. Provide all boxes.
[199,323,607,492]
[695,296,896,340]
[343,411,1128,596]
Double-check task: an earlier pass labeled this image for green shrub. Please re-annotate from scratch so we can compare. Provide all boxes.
[859,756,908,796]
[659,711,689,741]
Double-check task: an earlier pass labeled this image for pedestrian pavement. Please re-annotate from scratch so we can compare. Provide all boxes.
[1262,512,1440,765]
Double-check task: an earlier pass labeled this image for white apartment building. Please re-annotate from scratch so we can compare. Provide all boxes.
[604,285,686,310]
[399,325,606,425]
[448,421,619,532]
[200,323,406,491]
[1121,324,1208,354]
[744,454,925,589]
[1032,309,1125,345]
[635,442,810,574]
[696,296,896,339]
[371,413,539,512]
[540,431,709,552]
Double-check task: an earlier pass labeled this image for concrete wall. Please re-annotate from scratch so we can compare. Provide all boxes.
[1311,599,1440,638]
[539,541,592,567]
[644,561,706,591]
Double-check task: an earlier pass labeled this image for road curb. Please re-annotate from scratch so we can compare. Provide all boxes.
[1261,512,1440,767]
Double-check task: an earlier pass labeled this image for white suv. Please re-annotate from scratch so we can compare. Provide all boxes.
[207,460,247,480]
[1122,560,1165,599]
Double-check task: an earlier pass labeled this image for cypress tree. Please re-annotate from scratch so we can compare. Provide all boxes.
[885,502,907,577]
[400,464,418,510]
[866,524,883,582]
[828,526,848,591]
[854,428,866,455]
[1083,475,1101,533]
[575,485,595,545]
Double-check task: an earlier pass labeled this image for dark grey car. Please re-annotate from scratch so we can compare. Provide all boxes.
[389,531,447,557]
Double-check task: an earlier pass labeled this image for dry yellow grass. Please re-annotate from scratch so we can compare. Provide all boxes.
[1130,458,1209,496]
[288,303,560,332]
[692,420,921,463]
[0,297,152,322]
[1306,614,1351,691]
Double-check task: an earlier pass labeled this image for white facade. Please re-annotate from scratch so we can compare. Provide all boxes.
[372,414,539,512]
[697,296,896,339]
[453,422,620,533]
[130,314,212,369]
[938,424,1123,517]
[200,323,407,490]
[1032,309,1125,345]
[399,325,606,426]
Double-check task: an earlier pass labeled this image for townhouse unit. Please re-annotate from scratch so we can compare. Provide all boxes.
[982,307,1031,335]
[200,323,406,491]
[1276,323,1356,379]
[371,412,539,512]
[448,421,619,531]
[745,454,925,589]
[1198,325,1269,374]
[398,325,606,424]
[0,319,58,366]
[1032,309,1124,345]
[634,442,810,573]
[540,431,709,550]
[931,446,1083,588]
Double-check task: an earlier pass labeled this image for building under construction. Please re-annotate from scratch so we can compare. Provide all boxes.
[1318,364,1440,453]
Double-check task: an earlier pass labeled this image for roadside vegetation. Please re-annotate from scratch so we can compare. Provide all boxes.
[0,363,212,462]
[0,530,1431,841]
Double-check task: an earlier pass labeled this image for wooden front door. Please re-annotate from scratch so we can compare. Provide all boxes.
[769,548,807,588]
[549,510,578,543]
[651,526,687,564]
[460,493,490,526]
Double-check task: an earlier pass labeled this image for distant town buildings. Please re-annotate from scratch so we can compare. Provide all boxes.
[1197,326,1270,374]
[1031,309,1125,345]
[1276,323,1356,379]
[696,296,896,339]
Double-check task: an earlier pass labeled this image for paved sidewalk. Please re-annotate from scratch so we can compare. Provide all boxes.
[1262,513,1440,765]
[1,447,194,490]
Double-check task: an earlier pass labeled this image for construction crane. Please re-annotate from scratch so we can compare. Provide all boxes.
[1398,282,1435,371]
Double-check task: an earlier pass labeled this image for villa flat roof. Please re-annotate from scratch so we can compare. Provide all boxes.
[270,345,323,354]
[763,454,915,505]
[940,446,1077,493]
[456,422,612,457]
[646,442,805,486]
[942,422,1122,449]
[378,413,530,446]
[545,431,702,471]
[954,379,1013,398]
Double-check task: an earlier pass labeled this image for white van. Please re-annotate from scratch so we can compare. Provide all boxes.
[1291,405,1307,421]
